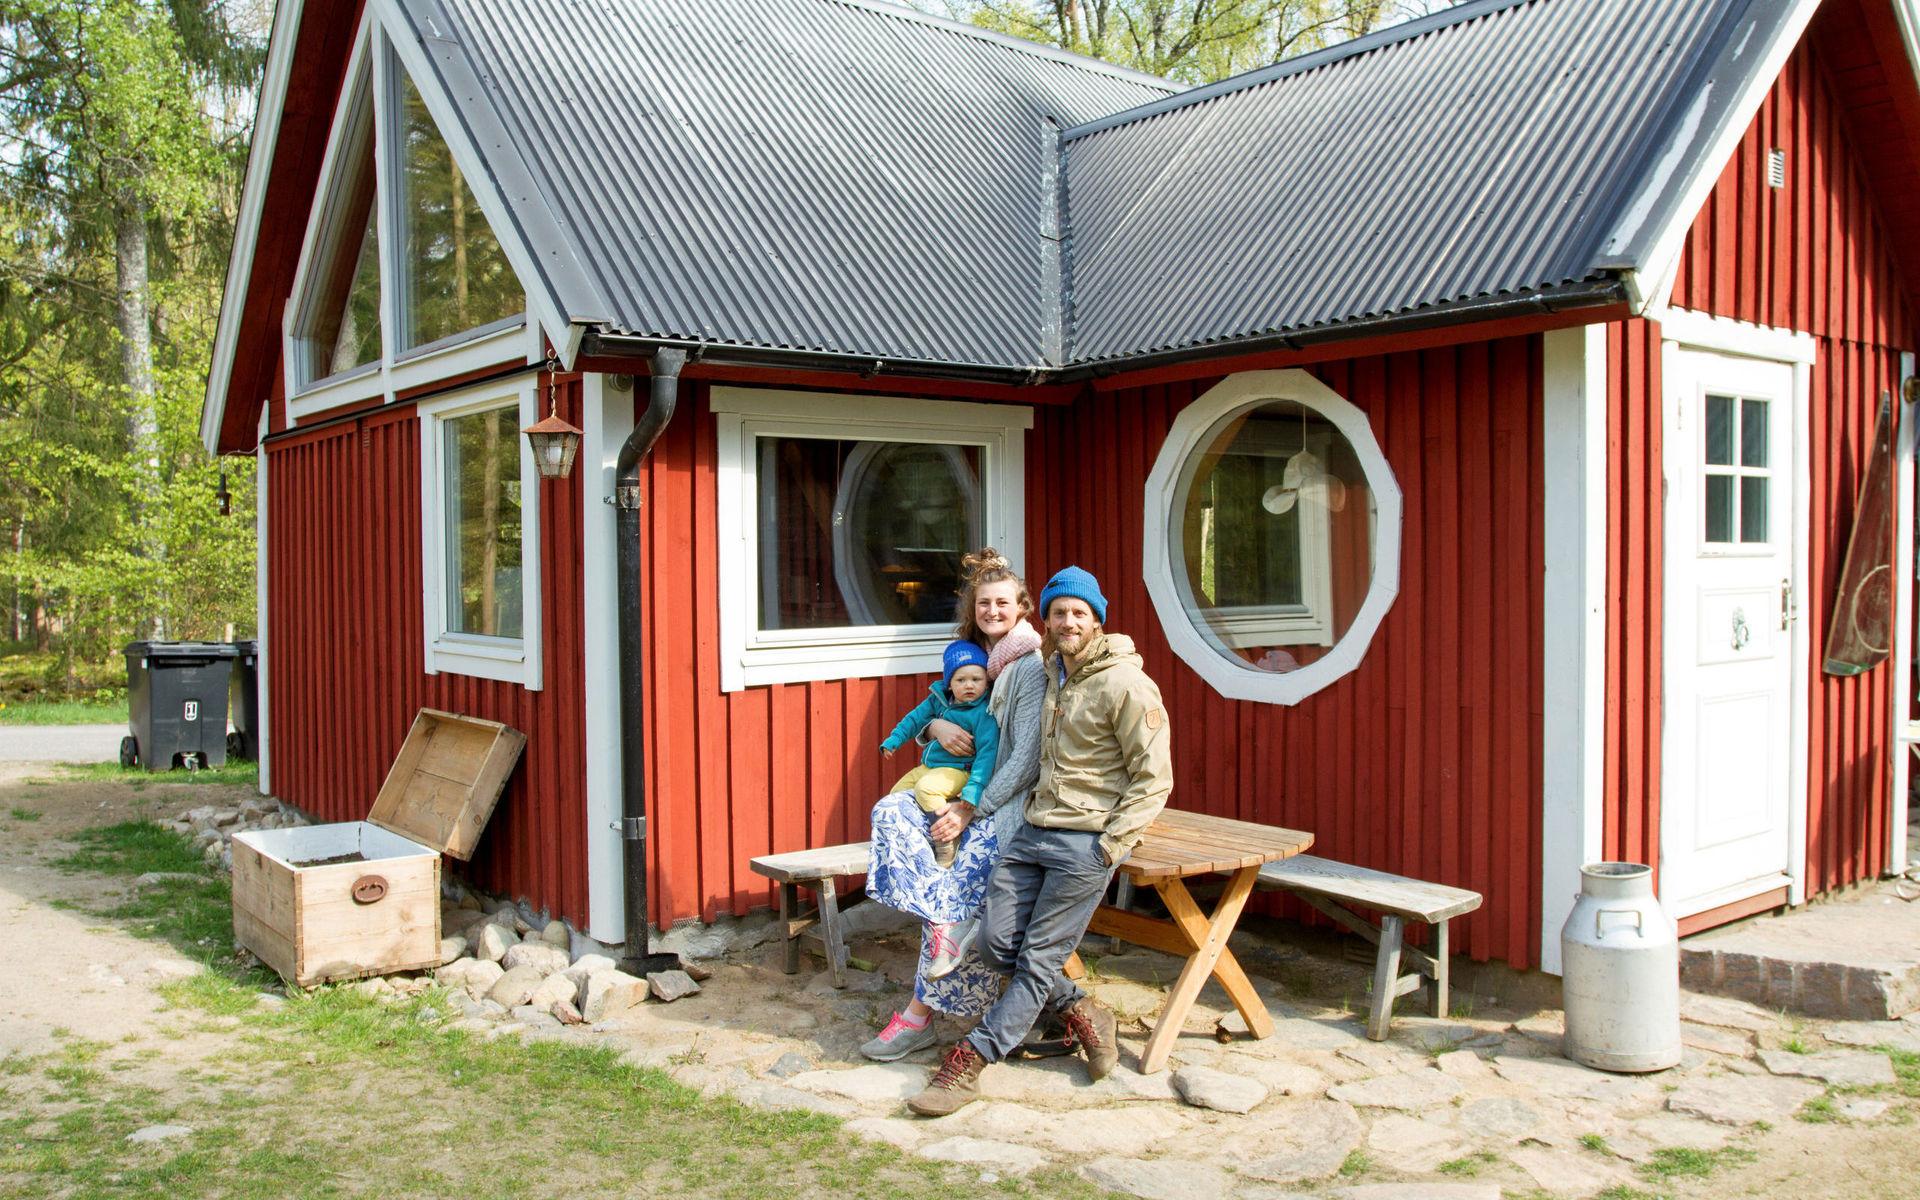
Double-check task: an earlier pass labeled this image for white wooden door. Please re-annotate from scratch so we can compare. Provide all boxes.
[1663,350,1796,916]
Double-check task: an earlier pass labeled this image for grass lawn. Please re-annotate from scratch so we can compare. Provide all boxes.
[0,697,129,725]
[33,760,260,791]
[1,815,1113,1200]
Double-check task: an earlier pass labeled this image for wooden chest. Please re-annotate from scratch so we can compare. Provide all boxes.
[231,709,525,987]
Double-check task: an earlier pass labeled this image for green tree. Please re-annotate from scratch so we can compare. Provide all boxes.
[0,0,262,687]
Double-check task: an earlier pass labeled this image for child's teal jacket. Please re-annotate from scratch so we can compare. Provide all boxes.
[880,681,1001,806]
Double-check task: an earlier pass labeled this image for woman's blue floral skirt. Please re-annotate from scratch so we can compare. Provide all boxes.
[865,791,1005,1018]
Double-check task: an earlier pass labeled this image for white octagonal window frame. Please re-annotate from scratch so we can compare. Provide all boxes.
[1143,369,1403,705]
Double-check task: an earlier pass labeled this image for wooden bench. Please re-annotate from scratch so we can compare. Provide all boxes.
[749,842,872,987]
[1256,855,1482,1041]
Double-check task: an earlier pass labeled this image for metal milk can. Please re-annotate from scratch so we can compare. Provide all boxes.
[1559,862,1680,1072]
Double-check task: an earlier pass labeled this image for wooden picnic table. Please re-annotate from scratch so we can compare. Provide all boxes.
[1073,808,1312,1074]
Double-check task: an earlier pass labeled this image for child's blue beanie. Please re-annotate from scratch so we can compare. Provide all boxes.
[942,639,989,684]
[1039,566,1108,623]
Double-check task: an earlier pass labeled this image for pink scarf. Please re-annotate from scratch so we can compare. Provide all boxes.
[985,621,1042,681]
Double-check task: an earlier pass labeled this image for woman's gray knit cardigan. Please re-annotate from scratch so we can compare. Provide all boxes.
[972,652,1046,846]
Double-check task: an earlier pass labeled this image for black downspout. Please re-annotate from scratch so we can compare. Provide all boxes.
[614,348,688,977]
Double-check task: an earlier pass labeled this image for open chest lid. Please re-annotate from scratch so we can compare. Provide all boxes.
[366,708,527,860]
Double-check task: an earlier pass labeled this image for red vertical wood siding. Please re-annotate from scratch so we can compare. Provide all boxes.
[1617,29,1917,904]
[635,346,1547,963]
[265,379,590,924]
[1603,318,1664,875]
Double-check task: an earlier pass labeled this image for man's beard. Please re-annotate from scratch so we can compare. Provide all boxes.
[1042,623,1101,663]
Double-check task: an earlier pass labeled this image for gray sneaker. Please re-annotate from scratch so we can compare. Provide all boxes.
[860,1012,939,1061]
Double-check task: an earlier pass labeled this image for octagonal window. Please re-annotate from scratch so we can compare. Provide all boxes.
[1145,371,1402,704]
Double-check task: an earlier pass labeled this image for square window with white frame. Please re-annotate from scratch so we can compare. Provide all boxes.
[418,380,544,690]
[712,389,1032,691]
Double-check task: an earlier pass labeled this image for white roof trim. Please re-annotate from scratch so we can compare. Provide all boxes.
[1612,0,1822,316]
[200,0,305,456]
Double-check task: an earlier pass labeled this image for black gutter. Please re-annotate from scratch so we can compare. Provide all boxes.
[613,347,688,978]
[580,278,1628,391]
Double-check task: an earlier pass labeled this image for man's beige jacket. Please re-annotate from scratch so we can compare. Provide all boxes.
[1025,632,1172,865]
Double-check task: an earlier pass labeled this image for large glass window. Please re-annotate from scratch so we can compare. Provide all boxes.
[395,65,522,351]
[443,404,523,640]
[757,439,980,631]
[291,71,381,387]
[1145,371,1401,705]
[712,389,1031,691]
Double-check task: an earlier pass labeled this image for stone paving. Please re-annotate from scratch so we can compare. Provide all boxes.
[467,916,1918,1200]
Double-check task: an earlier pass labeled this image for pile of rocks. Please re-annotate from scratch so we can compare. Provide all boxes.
[428,900,704,1032]
[162,797,310,870]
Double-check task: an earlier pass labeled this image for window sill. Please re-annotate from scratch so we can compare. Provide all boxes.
[728,632,950,691]
[426,636,539,689]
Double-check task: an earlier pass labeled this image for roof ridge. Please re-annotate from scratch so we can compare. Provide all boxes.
[1061,0,1537,141]
[826,0,1180,93]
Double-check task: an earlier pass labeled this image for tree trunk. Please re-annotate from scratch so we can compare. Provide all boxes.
[452,160,470,331]
[479,410,501,634]
[116,201,164,639]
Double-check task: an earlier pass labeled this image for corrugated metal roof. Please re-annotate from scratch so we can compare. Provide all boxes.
[397,0,1174,369]
[388,0,1804,374]
[1059,0,1792,364]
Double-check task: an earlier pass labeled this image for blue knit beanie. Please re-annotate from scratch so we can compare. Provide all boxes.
[1039,565,1108,623]
[942,639,989,685]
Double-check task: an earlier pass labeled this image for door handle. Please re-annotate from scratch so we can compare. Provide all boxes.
[1780,578,1794,630]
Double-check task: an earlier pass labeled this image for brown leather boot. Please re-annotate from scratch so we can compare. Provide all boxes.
[906,1041,986,1117]
[1059,996,1118,1079]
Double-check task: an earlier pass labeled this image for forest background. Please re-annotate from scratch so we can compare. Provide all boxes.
[0,0,1447,718]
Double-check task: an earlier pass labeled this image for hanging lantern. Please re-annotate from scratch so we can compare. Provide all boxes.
[524,353,583,480]
[216,469,232,516]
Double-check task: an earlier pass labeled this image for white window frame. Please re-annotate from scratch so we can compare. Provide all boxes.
[418,377,543,690]
[1143,369,1401,705]
[712,387,1032,692]
[281,19,531,426]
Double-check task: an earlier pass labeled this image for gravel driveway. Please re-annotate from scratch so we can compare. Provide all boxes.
[0,723,125,764]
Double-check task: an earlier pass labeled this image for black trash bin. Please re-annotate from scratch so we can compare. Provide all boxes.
[227,639,259,762]
[123,641,239,771]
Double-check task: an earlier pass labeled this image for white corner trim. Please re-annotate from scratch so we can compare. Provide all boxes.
[369,0,578,368]
[712,387,1033,693]
[1622,0,1823,317]
[1539,326,1609,975]
[1893,352,1916,879]
[201,0,305,455]
[1789,356,1812,905]
[417,375,545,691]
[255,415,272,797]
[1140,370,1401,706]
[1650,306,1817,365]
[582,373,634,941]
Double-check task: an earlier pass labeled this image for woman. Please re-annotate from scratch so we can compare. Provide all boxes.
[861,547,1046,1061]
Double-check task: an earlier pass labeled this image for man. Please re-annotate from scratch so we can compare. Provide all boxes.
[908,565,1172,1116]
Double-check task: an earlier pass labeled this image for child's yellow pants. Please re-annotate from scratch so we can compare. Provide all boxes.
[891,765,970,815]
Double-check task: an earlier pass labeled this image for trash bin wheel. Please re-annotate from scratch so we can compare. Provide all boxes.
[119,736,138,769]
[226,731,244,761]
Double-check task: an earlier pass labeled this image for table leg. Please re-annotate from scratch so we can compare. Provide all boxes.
[1368,914,1404,1041]
[1138,866,1263,1074]
[1429,919,1450,1018]
[778,882,803,975]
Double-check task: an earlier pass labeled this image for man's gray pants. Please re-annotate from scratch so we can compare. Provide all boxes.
[966,824,1116,1062]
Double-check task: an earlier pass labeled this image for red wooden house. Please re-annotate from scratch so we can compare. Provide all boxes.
[202,0,1920,973]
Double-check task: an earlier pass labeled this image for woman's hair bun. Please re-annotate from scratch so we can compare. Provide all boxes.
[961,546,1011,580]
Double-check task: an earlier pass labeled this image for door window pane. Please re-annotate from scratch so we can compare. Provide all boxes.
[397,66,522,349]
[1740,399,1769,467]
[1705,394,1734,465]
[1705,474,1733,543]
[444,406,523,638]
[1174,399,1374,673]
[756,438,980,630]
[1739,476,1769,543]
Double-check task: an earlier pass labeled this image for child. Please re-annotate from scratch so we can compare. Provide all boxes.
[881,640,1001,868]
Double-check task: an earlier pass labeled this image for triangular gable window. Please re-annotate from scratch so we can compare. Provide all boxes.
[291,69,382,387]
[393,60,522,352]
